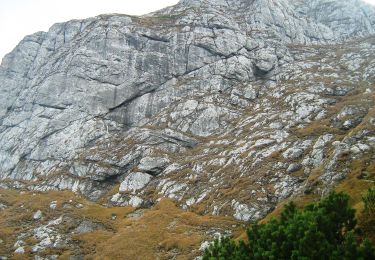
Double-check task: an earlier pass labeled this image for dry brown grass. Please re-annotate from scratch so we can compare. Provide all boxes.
[0,189,241,259]
[292,120,342,137]
[77,198,240,260]
[0,189,83,257]
[336,158,375,212]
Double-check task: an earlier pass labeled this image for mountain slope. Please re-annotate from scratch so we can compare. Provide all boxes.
[0,0,374,225]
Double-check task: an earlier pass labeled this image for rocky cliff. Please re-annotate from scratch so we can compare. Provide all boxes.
[1,0,375,222]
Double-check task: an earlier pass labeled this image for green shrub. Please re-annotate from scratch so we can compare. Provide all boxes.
[362,187,375,216]
[204,192,375,260]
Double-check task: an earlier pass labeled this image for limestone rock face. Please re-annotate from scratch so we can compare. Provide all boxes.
[294,0,375,38]
[1,0,375,221]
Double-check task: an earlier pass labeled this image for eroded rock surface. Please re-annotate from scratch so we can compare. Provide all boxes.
[1,0,375,221]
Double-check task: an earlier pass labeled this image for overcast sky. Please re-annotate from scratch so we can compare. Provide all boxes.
[0,0,179,60]
[1,0,375,61]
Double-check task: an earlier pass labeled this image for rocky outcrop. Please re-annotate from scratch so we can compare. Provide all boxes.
[1,0,375,221]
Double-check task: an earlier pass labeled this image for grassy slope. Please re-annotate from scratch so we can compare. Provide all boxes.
[0,189,242,259]
[257,158,375,244]
[1,162,373,259]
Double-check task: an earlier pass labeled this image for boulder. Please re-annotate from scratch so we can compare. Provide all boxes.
[73,220,104,234]
[119,172,153,194]
[33,210,43,220]
[287,163,302,173]
[138,157,170,176]
[14,247,25,254]
[283,147,304,160]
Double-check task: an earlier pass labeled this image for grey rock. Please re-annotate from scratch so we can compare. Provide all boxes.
[313,134,333,150]
[295,0,375,39]
[13,240,25,248]
[283,147,304,160]
[332,105,368,129]
[231,200,265,222]
[110,193,144,207]
[1,0,373,193]
[49,201,57,209]
[269,122,284,130]
[126,209,145,219]
[350,143,370,154]
[254,48,278,73]
[0,0,375,224]
[253,139,276,148]
[119,172,152,194]
[308,84,354,96]
[199,241,211,251]
[189,106,223,137]
[127,196,144,207]
[69,256,85,260]
[33,210,43,220]
[138,157,170,176]
[287,163,302,173]
[159,129,199,148]
[30,217,67,253]
[14,247,25,254]
[307,134,334,167]
[244,85,259,100]
[0,203,7,210]
[274,174,301,200]
[73,220,104,234]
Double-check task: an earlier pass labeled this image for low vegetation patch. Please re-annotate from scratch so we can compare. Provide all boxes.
[0,189,241,259]
[204,192,375,259]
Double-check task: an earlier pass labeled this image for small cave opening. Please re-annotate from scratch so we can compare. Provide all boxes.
[254,65,271,79]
